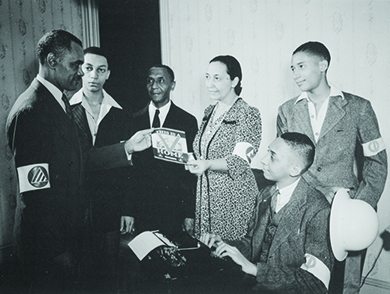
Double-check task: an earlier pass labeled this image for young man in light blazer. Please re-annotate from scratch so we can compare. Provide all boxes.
[277,41,387,294]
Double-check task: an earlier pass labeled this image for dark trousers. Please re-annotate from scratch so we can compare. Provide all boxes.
[79,230,120,293]
[329,250,367,294]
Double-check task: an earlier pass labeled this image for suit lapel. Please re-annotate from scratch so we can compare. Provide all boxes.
[137,106,150,129]
[319,96,348,141]
[269,180,307,257]
[293,101,316,143]
[162,102,177,128]
[40,84,76,145]
[72,103,93,145]
[251,187,274,261]
[34,80,82,174]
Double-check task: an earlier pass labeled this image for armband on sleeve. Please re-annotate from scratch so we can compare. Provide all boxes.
[300,253,331,289]
[17,163,51,193]
[362,137,386,157]
[232,142,256,164]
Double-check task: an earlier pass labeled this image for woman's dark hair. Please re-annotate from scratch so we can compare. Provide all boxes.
[210,55,242,95]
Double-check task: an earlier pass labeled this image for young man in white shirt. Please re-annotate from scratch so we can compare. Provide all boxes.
[70,46,136,292]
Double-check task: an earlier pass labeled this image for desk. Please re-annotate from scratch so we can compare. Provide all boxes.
[117,231,248,294]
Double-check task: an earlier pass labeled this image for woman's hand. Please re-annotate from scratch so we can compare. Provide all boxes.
[186,159,211,176]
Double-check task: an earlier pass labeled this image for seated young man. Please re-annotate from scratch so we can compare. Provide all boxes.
[201,132,334,294]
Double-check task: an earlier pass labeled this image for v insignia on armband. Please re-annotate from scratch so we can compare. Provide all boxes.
[233,142,256,164]
[17,163,51,193]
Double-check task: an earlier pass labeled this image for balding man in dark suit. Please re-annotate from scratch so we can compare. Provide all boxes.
[131,64,198,237]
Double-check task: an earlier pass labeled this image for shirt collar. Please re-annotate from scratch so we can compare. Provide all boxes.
[36,74,63,102]
[277,178,300,196]
[275,178,301,212]
[70,88,122,109]
[149,100,171,112]
[294,86,344,105]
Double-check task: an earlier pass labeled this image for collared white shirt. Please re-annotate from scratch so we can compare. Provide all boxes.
[295,87,344,143]
[36,74,66,113]
[70,89,122,145]
[148,100,171,128]
[275,178,301,213]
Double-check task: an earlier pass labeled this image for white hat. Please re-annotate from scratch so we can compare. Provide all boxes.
[330,188,379,261]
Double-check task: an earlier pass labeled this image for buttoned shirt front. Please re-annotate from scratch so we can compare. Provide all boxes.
[295,87,344,143]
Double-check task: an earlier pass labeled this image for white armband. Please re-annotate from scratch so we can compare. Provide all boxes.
[17,163,51,193]
[362,137,386,157]
[300,253,331,289]
[232,142,256,164]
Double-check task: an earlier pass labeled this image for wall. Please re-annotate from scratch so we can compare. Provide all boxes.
[0,0,84,262]
[160,0,390,291]
[98,0,161,112]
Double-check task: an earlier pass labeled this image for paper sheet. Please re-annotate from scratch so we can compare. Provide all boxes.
[128,231,176,260]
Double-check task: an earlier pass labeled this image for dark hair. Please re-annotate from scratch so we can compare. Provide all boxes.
[36,30,82,64]
[293,41,331,66]
[210,55,242,95]
[149,64,175,82]
[84,46,109,66]
[281,132,315,173]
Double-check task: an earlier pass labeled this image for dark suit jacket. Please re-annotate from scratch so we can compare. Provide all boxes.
[72,100,133,232]
[6,79,134,263]
[6,79,86,262]
[230,178,333,293]
[132,102,198,236]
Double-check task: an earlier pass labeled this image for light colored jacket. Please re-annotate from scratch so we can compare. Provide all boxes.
[277,92,387,208]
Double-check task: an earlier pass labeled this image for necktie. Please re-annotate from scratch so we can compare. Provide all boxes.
[62,94,73,120]
[152,109,160,128]
[270,188,280,214]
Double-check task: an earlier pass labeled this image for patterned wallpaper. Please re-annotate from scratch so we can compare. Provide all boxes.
[160,0,390,289]
[1,0,389,289]
[0,0,83,258]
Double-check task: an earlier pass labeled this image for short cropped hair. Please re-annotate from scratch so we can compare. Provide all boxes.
[210,55,242,95]
[281,132,315,173]
[84,46,109,59]
[149,64,175,82]
[293,41,331,66]
[36,30,82,64]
